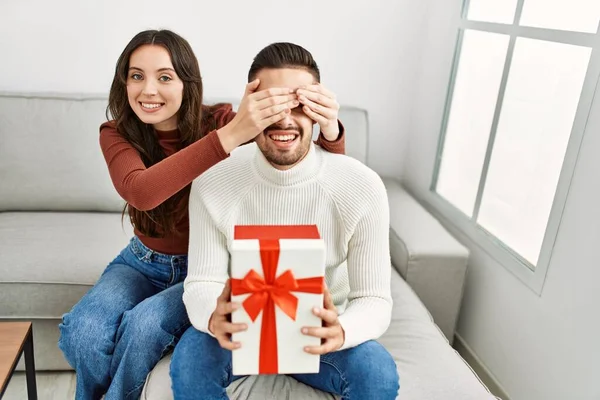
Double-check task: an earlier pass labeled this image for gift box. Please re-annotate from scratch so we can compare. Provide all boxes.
[230,225,325,375]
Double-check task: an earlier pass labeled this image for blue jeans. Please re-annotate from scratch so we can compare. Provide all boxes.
[170,327,399,400]
[58,236,190,400]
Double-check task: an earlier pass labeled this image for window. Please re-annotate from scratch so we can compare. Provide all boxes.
[432,0,600,287]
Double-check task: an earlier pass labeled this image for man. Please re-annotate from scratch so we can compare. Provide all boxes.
[170,42,399,400]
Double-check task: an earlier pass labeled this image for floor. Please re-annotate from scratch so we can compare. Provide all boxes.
[3,371,76,400]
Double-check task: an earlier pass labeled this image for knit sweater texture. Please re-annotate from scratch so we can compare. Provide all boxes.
[184,143,392,349]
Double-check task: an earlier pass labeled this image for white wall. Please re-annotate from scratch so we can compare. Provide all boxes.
[0,0,427,177]
[404,1,600,399]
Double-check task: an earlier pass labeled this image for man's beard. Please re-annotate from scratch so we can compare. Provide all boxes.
[260,125,310,167]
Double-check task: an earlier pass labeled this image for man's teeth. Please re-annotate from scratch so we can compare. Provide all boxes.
[270,134,296,142]
[141,103,162,109]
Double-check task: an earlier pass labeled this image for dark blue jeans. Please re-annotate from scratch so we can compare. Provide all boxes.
[170,326,399,400]
[58,236,190,400]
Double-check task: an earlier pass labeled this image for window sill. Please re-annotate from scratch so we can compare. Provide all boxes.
[404,184,550,296]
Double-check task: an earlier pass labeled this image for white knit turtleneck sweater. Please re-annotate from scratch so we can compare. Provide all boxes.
[184,143,392,349]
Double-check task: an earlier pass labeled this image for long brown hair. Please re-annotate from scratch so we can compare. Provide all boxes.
[106,29,215,237]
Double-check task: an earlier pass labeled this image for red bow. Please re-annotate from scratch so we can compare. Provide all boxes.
[231,235,323,374]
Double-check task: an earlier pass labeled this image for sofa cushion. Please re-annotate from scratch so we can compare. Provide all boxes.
[313,106,369,165]
[383,178,469,342]
[141,268,496,400]
[0,93,125,212]
[0,93,369,213]
[0,212,132,318]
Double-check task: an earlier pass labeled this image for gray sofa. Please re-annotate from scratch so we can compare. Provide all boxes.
[0,92,498,399]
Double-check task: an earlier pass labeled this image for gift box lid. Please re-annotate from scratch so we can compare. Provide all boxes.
[234,225,321,240]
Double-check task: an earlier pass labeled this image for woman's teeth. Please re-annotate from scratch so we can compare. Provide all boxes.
[141,103,162,109]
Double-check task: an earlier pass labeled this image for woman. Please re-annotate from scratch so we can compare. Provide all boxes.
[58,29,345,400]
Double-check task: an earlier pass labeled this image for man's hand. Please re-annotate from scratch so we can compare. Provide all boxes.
[217,79,299,153]
[301,288,345,354]
[208,280,247,350]
[296,84,340,141]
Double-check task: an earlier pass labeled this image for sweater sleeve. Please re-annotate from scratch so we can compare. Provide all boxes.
[314,120,345,155]
[99,121,231,211]
[337,177,393,350]
[183,180,229,333]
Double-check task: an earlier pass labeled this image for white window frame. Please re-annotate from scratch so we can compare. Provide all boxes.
[430,0,600,294]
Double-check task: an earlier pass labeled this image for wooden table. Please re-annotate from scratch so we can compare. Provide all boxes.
[0,322,37,399]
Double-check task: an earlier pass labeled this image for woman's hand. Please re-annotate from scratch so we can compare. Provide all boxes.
[217,79,299,153]
[296,84,340,141]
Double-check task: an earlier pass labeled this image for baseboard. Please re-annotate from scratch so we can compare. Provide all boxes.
[453,334,511,400]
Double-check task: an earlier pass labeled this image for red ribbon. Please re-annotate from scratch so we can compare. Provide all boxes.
[230,226,324,374]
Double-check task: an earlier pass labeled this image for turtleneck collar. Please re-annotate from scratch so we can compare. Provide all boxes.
[253,143,321,186]
[154,127,179,140]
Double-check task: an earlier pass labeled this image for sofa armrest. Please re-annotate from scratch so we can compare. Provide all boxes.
[382,177,469,343]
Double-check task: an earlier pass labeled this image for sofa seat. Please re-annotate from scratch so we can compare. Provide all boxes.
[0,211,132,370]
[0,211,495,399]
[141,266,496,400]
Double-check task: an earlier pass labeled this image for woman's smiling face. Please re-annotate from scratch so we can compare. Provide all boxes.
[126,44,184,131]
